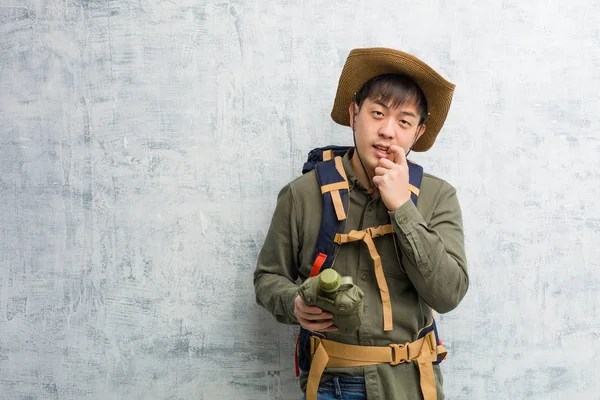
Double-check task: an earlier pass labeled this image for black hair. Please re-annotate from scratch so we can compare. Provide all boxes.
[354,74,428,125]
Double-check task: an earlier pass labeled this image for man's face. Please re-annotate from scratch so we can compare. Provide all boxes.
[349,97,425,174]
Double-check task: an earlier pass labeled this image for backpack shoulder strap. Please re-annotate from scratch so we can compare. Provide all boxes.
[302,146,352,174]
[407,160,424,205]
[308,155,349,277]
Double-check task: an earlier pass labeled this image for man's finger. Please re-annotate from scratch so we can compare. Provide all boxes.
[322,326,339,332]
[387,145,407,166]
[299,317,336,332]
[374,166,388,176]
[297,309,334,321]
[298,304,329,315]
[295,295,331,316]
[295,297,335,319]
[377,158,396,170]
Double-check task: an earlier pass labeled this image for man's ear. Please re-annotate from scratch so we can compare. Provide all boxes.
[417,124,426,141]
[348,102,358,130]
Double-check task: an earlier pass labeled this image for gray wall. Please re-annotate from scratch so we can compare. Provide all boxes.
[1,1,599,399]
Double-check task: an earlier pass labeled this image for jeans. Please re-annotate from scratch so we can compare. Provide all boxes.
[302,376,366,400]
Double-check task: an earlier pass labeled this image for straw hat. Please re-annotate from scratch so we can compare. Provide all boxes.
[331,48,456,152]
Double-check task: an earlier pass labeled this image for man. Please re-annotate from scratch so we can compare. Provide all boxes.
[254,47,469,400]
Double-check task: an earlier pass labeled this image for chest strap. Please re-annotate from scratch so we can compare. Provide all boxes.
[334,224,395,331]
[306,330,444,400]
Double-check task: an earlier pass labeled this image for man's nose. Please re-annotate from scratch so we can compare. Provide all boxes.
[378,119,396,139]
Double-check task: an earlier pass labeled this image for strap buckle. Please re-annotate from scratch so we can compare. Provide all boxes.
[389,342,410,365]
[424,330,437,353]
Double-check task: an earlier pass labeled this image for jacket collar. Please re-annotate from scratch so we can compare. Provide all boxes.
[342,148,369,193]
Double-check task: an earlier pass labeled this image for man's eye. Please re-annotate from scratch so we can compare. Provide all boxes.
[400,120,411,126]
[373,111,384,117]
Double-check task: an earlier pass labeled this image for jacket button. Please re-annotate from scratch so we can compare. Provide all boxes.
[364,339,373,346]
[361,273,368,281]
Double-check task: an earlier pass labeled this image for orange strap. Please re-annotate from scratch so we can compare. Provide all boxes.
[321,182,349,193]
[306,332,439,400]
[309,253,327,277]
[323,150,334,161]
[334,224,394,331]
[306,339,329,398]
[408,183,420,196]
[334,156,348,182]
[330,190,346,221]
[320,182,349,221]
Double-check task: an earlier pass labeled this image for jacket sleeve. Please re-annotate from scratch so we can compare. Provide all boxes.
[253,183,301,325]
[390,183,469,313]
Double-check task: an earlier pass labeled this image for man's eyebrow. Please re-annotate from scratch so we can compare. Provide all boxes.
[372,99,390,110]
[372,100,417,118]
[398,110,417,118]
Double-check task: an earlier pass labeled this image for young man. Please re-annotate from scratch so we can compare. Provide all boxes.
[254,48,468,400]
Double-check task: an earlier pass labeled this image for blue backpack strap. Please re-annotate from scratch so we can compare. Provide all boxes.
[302,146,352,174]
[308,156,349,277]
[300,146,351,277]
[407,160,424,206]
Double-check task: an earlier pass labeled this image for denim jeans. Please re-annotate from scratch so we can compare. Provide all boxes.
[302,376,366,400]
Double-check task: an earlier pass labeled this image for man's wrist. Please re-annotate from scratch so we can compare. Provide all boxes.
[387,196,410,212]
[388,199,425,234]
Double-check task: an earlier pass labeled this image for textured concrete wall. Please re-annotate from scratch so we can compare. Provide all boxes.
[1,1,599,399]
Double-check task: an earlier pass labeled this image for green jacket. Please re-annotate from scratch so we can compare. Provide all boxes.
[254,149,469,400]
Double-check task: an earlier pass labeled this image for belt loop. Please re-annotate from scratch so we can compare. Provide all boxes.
[333,376,342,398]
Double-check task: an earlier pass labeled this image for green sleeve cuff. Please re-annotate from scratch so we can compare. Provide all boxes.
[388,200,425,234]
[284,286,300,324]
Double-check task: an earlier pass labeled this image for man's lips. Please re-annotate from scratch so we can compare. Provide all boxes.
[373,144,390,158]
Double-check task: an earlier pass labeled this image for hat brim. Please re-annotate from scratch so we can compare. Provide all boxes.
[331,48,455,152]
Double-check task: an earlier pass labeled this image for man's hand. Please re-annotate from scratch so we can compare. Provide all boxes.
[372,144,411,212]
[294,295,338,332]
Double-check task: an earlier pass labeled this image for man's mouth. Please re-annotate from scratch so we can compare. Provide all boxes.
[374,145,389,152]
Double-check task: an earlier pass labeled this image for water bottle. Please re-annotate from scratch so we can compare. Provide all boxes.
[299,269,364,333]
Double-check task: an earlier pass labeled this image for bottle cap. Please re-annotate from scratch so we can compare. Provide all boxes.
[319,269,340,292]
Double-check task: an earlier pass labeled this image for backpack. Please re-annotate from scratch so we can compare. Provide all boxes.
[295,145,445,375]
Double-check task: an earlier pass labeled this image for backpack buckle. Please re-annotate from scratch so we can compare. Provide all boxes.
[389,343,410,365]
